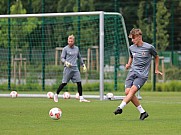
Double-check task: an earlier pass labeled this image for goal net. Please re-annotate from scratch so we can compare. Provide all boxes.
[0,12,129,100]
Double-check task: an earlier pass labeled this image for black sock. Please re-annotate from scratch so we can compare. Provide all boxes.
[77,82,82,96]
[56,83,67,94]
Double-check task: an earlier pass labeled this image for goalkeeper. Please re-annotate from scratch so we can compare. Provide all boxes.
[54,35,90,103]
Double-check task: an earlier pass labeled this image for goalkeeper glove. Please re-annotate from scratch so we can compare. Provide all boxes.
[65,61,72,68]
[83,64,87,72]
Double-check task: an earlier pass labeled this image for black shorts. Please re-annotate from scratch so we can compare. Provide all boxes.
[125,71,147,90]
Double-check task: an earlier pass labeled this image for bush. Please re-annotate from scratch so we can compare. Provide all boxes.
[141,81,181,92]
[165,66,181,80]
[0,81,180,92]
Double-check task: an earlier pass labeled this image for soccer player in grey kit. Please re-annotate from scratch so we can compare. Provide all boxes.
[54,35,90,103]
[114,28,163,120]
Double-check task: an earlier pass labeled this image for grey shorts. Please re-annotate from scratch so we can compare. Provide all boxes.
[125,71,147,90]
[62,67,81,83]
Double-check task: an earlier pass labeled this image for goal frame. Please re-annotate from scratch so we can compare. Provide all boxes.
[0,11,129,100]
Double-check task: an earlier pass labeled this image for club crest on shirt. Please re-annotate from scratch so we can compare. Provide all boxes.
[142,52,146,56]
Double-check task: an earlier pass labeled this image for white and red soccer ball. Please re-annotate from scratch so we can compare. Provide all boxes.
[47,92,54,99]
[49,107,62,120]
[106,92,114,100]
[63,92,70,99]
[10,91,18,98]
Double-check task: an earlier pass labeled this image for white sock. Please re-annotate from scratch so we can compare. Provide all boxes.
[137,105,145,113]
[118,101,126,109]
[79,96,84,100]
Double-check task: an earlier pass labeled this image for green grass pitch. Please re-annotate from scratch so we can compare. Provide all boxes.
[0,92,180,135]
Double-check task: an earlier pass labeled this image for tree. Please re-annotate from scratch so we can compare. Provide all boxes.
[0,0,39,52]
[0,0,8,14]
[136,1,154,44]
[53,0,96,49]
[136,0,170,51]
[30,0,58,13]
[156,0,170,51]
[57,0,94,12]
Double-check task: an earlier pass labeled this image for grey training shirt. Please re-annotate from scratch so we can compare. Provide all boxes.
[129,42,157,78]
[61,45,84,67]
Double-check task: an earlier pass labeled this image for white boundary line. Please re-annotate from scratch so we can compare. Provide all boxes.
[0,94,142,100]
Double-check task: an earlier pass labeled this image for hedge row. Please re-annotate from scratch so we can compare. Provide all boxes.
[0,81,180,92]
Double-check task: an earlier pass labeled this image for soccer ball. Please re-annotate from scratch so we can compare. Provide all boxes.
[106,92,114,100]
[47,92,54,99]
[63,92,70,99]
[49,107,62,120]
[75,92,79,99]
[10,91,18,98]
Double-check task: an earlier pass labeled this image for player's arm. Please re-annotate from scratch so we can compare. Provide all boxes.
[154,55,163,75]
[78,50,87,72]
[61,48,72,67]
[150,45,162,75]
[77,51,84,65]
[125,57,132,70]
[61,48,66,63]
[125,50,133,70]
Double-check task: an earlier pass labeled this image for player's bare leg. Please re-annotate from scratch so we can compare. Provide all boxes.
[114,86,139,111]
[125,88,140,107]
[113,86,137,115]
[125,88,149,120]
[114,85,149,120]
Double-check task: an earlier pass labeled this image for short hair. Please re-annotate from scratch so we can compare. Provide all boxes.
[128,28,142,38]
[68,34,75,40]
